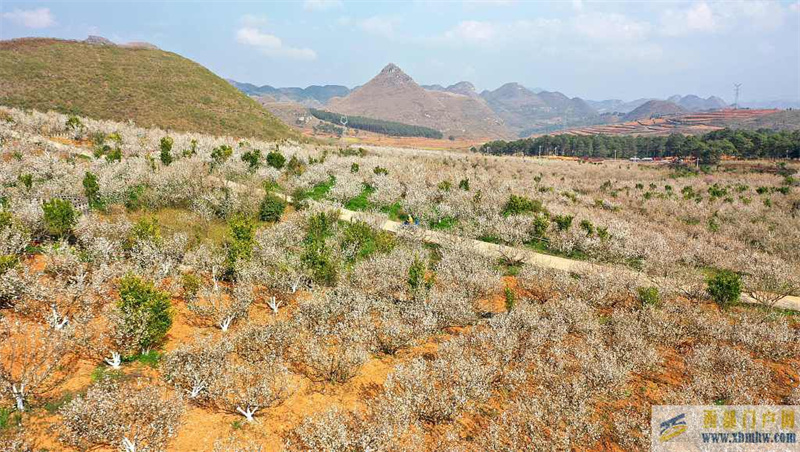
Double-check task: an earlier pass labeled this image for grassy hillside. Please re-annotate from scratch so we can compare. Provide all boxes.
[0,38,296,140]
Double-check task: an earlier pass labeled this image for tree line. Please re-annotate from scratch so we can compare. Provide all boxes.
[309,109,444,139]
[478,129,800,161]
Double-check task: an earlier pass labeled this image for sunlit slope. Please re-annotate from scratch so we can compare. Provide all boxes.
[0,38,296,140]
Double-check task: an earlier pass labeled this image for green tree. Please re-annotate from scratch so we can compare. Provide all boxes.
[707,269,741,308]
[241,149,262,170]
[83,172,101,209]
[211,145,233,167]
[42,198,77,238]
[224,215,256,277]
[159,136,174,166]
[266,151,286,169]
[258,194,287,222]
[117,274,173,352]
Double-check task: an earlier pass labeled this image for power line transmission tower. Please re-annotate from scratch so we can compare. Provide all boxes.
[733,83,742,109]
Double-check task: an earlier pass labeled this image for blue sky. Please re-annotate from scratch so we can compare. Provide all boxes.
[1,1,798,102]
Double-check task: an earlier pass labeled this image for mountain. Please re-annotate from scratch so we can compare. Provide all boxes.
[586,98,653,114]
[537,91,596,117]
[445,81,480,98]
[624,100,687,121]
[669,94,728,111]
[228,80,350,107]
[480,83,549,131]
[327,63,507,139]
[0,37,295,140]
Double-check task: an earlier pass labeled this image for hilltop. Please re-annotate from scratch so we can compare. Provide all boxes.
[668,94,728,111]
[624,100,687,121]
[327,63,507,139]
[0,37,296,141]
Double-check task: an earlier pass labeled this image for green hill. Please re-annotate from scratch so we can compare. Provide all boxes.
[0,38,296,140]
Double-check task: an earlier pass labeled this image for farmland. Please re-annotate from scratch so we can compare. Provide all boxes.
[0,107,798,451]
[556,109,782,137]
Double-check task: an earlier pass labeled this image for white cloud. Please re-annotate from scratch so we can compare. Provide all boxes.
[304,0,343,12]
[236,27,317,60]
[358,16,400,38]
[433,18,559,47]
[241,14,269,27]
[2,7,56,28]
[572,12,650,41]
[443,20,496,44]
[661,0,789,36]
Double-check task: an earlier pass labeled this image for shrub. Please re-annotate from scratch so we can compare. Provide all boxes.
[579,219,595,236]
[0,209,11,230]
[707,270,742,308]
[266,151,286,169]
[302,240,338,286]
[459,178,470,191]
[373,166,388,175]
[636,286,659,306]
[258,194,287,223]
[407,255,433,300]
[159,136,173,166]
[241,149,261,170]
[502,194,543,216]
[59,379,183,452]
[287,155,305,176]
[504,287,516,311]
[127,216,161,249]
[437,180,452,191]
[183,139,198,157]
[531,214,550,240]
[225,216,256,276]
[340,221,395,262]
[180,272,201,301]
[42,198,77,238]
[211,144,233,166]
[17,174,32,190]
[65,115,83,132]
[117,274,173,352]
[82,172,101,209]
[552,214,574,231]
[0,255,17,275]
[350,162,359,173]
[105,147,122,163]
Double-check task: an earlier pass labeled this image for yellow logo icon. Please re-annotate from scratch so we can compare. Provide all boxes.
[660,413,688,442]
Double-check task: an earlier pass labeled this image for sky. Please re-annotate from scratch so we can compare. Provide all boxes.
[1,0,799,103]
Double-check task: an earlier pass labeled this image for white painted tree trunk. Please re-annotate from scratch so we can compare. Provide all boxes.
[12,383,25,412]
[189,379,206,398]
[49,305,69,330]
[105,351,122,369]
[219,315,234,332]
[121,437,136,452]
[267,296,282,315]
[236,405,259,422]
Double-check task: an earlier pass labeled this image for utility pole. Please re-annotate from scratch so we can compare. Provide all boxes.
[733,83,741,109]
[340,115,348,147]
[539,145,542,158]
[614,149,617,161]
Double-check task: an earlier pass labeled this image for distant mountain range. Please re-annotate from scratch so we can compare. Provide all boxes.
[227,80,350,107]
[228,63,753,139]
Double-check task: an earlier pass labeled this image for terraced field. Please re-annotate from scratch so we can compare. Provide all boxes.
[556,109,780,137]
